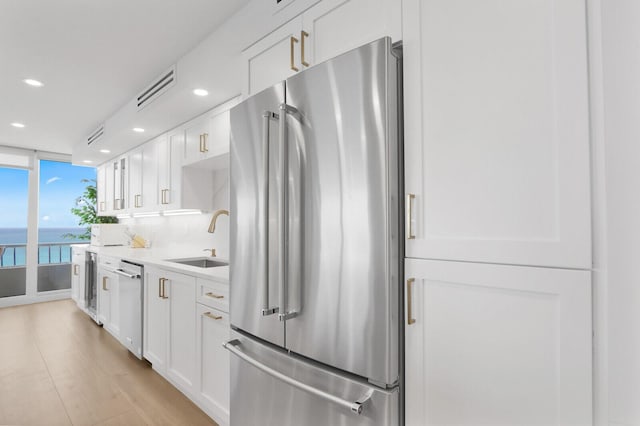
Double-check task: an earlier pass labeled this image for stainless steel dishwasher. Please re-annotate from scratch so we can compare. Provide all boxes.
[114,260,144,359]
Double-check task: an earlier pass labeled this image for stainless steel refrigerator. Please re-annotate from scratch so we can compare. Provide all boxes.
[227,37,402,426]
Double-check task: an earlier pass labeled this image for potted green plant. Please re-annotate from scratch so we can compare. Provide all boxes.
[64,179,117,240]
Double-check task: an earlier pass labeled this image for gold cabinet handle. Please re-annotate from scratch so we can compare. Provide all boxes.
[158,278,162,298]
[406,193,416,240]
[199,134,204,153]
[290,36,299,72]
[100,201,105,212]
[161,278,169,299]
[300,30,309,67]
[134,194,141,208]
[202,133,208,152]
[203,312,223,320]
[205,292,224,299]
[73,264,79,275]
[102,276,108,291]
[407,278,416,325]
[161,189,169,205]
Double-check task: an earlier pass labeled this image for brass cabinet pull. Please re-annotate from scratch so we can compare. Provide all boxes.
[300,30,310,67]
[102,276,108,291]
[134,194,141,208]
[407,278,416,325]
[73,264,79,275]
[203,312,223,320]
[100,201,105,212]
[406,193,416,240]
[158,278,162,298]
[199,134,204,153]
[161,189,169,205]
[290,36,299,72]
[160,278,169,299]
[205,292,224,299]
[202,133,208,152]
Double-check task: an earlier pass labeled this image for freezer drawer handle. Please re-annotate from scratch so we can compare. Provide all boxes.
[223,339,373,415]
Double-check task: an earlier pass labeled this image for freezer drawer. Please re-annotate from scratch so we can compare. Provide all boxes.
[226,333,398,426]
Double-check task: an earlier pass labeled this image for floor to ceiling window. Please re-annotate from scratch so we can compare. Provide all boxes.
[37,159,96,292]
[0,147,96,305]
[0,166,30,298]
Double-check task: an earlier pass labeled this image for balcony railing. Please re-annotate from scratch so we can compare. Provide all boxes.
[0,243,74,268]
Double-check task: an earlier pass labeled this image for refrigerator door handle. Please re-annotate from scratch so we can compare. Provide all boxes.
[262,111,280,316]
[278,103,301,322]
[223,339,374,415]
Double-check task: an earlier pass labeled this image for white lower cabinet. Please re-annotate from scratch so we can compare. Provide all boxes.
[144,267,230,425]
[144,267,197,394]
[144,268,168,371]
[195,303,230,426]
[71,247,86,304]
[97,267,119,339]
[404,258,592,425]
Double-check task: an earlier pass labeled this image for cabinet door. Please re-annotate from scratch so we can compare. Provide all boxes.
[141,140,159,211]
[196,303,230,425]
[403,0,591,268]
[165,271,197,392]
[301,0,401,66]
[107,272,120,338]
[97,165,108,216]
[129,147,143,211]
[144,269,168,372]
[242,17,302,97]
[404,258,592,425]
[184,115,210,165]
[71,263,79,301]
[97,269,111,326]
[104,162,115,215]
[158,130,184,210]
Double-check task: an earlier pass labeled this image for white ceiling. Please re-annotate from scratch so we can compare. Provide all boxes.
[0,0,249,155]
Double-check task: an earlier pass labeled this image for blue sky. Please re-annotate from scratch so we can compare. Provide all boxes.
[0,160,96,228]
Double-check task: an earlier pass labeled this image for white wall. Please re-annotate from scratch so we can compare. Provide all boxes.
[601,1,640,424]
[120,170,230,259]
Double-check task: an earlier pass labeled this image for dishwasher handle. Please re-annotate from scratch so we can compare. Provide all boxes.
[223,339,374,415]
[114,269,140,279]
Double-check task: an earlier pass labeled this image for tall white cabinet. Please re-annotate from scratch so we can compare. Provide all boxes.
[402,0,593,423]
[405,259,592,425]
[403,0,591,269]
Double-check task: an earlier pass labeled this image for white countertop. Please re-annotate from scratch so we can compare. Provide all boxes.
[71,244,229,282]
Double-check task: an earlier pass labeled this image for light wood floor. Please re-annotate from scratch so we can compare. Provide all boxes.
[0,299,217,426]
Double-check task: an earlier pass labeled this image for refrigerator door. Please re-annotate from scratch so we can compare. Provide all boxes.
[230,82,286,347]
[227,333,399,426]
[283,37,401,385]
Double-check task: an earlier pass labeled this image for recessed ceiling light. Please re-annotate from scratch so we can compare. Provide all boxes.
[193,88,208,97]
[133,127,145,133]
[83,160,93,164]
[23,79,44,87]
[11,122,25,128]
[99,149,111,154]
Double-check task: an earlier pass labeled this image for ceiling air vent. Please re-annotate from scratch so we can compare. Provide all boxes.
[87,124,105,145]
[136,65,177,111]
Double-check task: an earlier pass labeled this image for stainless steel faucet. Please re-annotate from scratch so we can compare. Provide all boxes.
[208,209,229,233]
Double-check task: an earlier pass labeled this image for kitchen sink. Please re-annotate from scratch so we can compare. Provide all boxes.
[167,257,228,268]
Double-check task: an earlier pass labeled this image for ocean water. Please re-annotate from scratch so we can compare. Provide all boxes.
[0,227,87,266]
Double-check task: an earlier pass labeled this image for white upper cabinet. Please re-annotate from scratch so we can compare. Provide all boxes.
[300,0,401,65]
[128,140,158,212]
[403,0,591,268]
[158,131,183,210]
[404,258,592,426]
[242,0,401,97]
[243,17,304,97]
[183,98,236,167]
[96,164,108,216]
